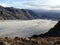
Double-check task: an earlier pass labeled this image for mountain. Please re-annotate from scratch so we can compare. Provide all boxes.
[33,10,60,21]
[0,6,60,20]
[0,6,39,20]
[30,21,60,38]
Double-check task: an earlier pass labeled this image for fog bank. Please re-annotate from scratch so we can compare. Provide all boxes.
[0,19,58,38]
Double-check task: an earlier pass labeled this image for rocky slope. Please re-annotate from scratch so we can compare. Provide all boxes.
[0,6,60,20]
[31,21,60,38]
[0,6,39,20]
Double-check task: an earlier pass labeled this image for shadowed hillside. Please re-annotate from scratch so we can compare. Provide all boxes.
[31,21,60,38]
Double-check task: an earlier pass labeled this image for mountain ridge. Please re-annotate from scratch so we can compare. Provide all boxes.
[0,6,60,20]
[0,6,39,20]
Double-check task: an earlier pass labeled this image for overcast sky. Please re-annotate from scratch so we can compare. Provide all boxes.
[0,0,60,10]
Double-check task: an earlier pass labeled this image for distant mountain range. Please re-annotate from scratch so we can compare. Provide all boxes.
[0,6,60,20]
[33,9,60,21]
[30,21,60,38]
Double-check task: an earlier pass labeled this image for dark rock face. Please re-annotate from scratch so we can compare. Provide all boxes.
[0,6,39,20]
[42,21,60,37]
[31,21,60,38]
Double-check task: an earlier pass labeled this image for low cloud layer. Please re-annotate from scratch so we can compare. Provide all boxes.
[0,19,57,38]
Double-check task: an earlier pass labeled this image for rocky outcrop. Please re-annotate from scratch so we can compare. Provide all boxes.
[31,21,60,38]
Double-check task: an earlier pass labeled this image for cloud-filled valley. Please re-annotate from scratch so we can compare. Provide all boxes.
[0,19,57,38]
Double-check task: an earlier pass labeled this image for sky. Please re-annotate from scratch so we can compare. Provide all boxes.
[0,0,60,10]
